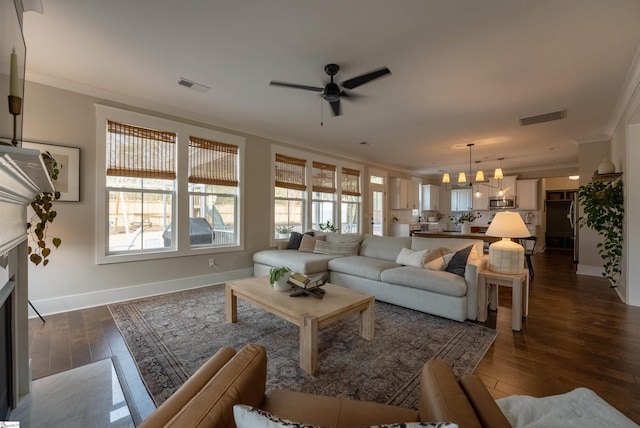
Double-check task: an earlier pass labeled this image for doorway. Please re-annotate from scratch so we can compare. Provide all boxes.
[369,171,386,236]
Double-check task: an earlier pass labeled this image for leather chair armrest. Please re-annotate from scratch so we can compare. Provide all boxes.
[138,346,237,428]
[419,360,482,428]
[460,375,511,428]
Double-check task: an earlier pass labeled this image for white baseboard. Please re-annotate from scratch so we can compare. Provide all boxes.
[576,264,604,277]
[28,268,254,318]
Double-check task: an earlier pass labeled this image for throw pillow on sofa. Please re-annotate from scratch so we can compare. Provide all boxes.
[445,245,474,277]
[287,231,314,250]
[423,247,453,271]
[298,234,326,252]
[396,248,429,267]
[313,240,360,256]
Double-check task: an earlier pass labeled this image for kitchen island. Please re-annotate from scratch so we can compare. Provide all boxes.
[414,231,502,243]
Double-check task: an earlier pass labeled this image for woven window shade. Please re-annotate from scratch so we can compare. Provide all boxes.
[312,161,337,193]
[189,137,239,186]
[275,154,306,191]
[341,168,361,196]
[106,120,176,179]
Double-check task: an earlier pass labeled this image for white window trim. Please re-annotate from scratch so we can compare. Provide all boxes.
[270,145,363,247]
[95,104,246,264]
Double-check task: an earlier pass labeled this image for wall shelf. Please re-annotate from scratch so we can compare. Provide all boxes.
[591,172,623,183]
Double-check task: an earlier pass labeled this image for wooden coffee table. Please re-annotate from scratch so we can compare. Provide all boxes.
[225,276,375,375]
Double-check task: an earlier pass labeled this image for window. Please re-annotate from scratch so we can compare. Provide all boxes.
[311,161,336,230]
[272,148,363,240]
[186,137,239,247]
[274,154,306,237]
[341,168,361,233]
[106,120,176,253]
[97,105,245,263]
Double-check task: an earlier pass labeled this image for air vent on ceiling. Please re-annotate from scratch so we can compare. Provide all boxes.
[178,78,210,93]
[518,109,566,126]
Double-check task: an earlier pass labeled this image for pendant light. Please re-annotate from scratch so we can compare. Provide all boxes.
[494,158,504,180]
[442,172,450,183]
[494,158,505,197]
[474,161,483,198]
[475,161,485,182]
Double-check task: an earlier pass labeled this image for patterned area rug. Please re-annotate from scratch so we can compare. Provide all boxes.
[109,284,497,408]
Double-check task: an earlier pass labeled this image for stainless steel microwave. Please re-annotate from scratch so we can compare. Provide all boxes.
[489,197,516,209]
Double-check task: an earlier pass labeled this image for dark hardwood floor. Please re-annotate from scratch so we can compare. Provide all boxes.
[28,249,640,424]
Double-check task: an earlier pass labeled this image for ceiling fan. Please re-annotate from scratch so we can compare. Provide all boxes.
[269,63,391,116]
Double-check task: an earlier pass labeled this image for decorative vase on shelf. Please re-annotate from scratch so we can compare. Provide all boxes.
[598,158,615,175]
[460,222,471,234]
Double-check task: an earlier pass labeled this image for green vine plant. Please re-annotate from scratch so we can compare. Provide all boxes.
[577,177,624,287]
[27,151,62,266]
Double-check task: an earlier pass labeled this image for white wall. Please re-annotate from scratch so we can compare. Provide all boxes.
[576,141,611,276]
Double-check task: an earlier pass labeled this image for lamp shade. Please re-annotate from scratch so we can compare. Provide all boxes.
[458,172,466,183]
[485,212,530,274]
[442,172,450,183]
[493,167,503,180]
[485,212,530,238]
[475,170,485,182]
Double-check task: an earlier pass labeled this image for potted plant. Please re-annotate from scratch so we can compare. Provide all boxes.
[28,151,62,266]
[269,266,292,291]
[319,220,338,232]
[275,225,294,239]
[578,176,624,287]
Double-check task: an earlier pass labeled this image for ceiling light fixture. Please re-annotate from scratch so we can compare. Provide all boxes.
[494,158,504,180]
[442,144,487,196]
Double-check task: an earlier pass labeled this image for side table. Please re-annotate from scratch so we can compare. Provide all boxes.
[477,269,529,331]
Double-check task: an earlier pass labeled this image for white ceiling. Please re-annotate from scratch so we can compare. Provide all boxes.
[22,0,640,178]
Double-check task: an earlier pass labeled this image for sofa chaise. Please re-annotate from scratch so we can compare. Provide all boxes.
[253,233,487,322]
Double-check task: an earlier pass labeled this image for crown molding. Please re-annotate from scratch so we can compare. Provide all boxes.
[606,46,640,136]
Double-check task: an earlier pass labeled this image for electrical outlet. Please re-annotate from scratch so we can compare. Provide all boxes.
[208,257,216,267]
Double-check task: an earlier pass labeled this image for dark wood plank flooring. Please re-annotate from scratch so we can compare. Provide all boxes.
[28,250,640,424]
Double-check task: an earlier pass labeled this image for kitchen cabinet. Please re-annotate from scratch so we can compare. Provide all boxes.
[472,185,489,210]
[421,184,440,210]
[488,176,517,198]
[516,179,538,210]
[390,178,420,209]
[451,188,472,212]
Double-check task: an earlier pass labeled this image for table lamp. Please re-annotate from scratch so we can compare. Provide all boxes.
[485,211,530,274]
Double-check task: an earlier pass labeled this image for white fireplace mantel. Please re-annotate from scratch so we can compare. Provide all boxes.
[0,145,54,255]
[0,144,54,414]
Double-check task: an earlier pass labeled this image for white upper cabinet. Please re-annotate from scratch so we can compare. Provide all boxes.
[472,186,489,210]
[421,184,440,211]
[391,178,420,209]
[516,179,539,210]
[451,188,473,212]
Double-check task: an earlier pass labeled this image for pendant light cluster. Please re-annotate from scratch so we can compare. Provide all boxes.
[441,144,506,196]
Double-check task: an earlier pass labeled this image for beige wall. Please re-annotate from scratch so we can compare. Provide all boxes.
[21,81,422,314]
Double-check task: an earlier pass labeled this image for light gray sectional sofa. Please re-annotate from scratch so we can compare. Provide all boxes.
[253,233,487,322]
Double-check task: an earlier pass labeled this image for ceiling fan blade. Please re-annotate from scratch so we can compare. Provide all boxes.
[329,100,342,116]
[269,81,324,92]
[339,90,362,101]
[341,67,391,90]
